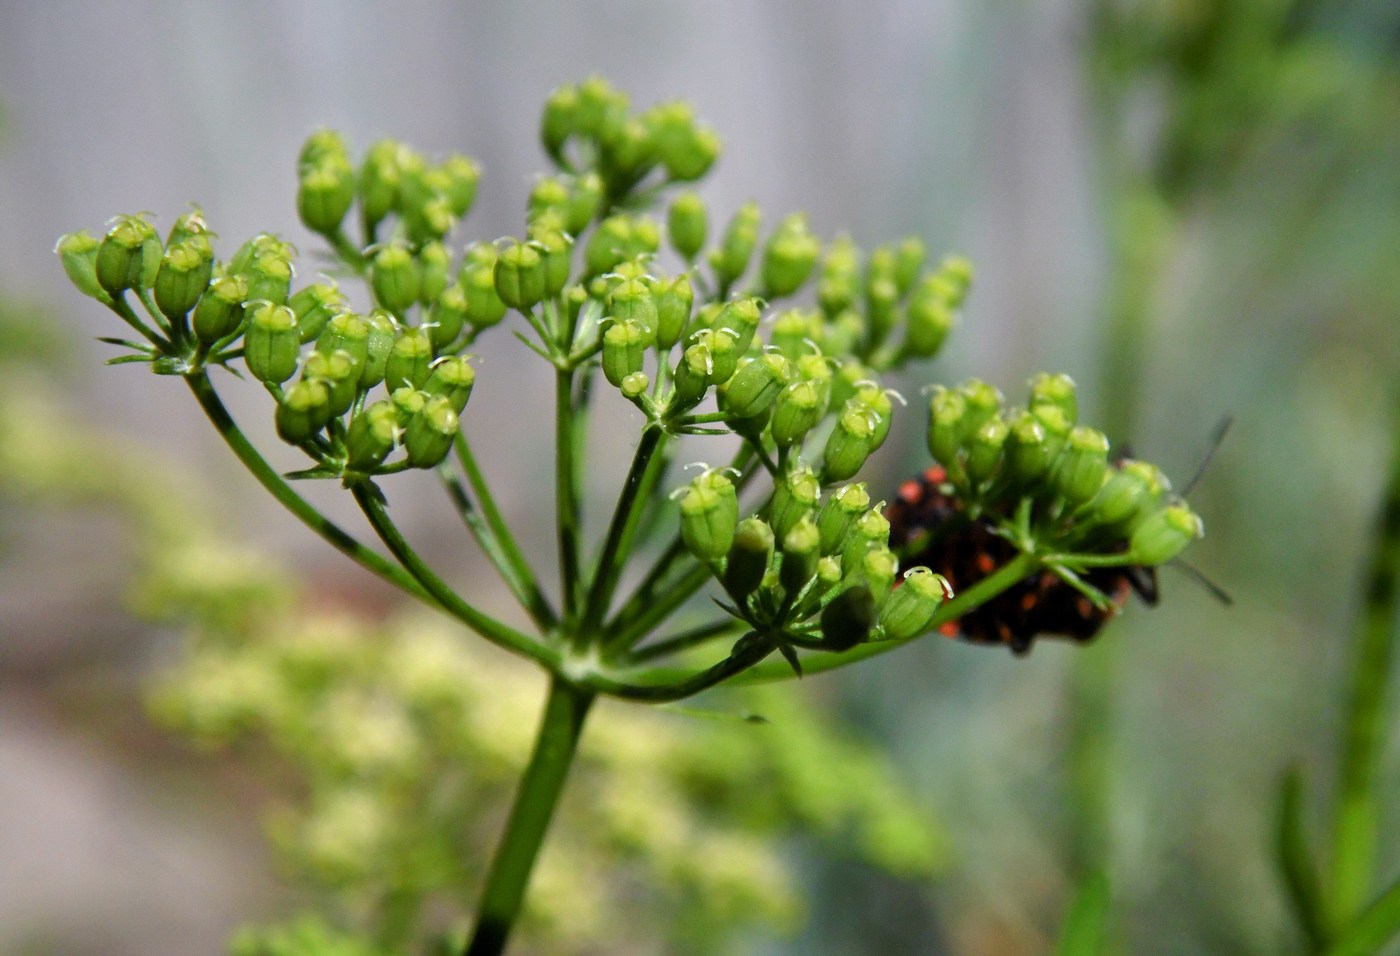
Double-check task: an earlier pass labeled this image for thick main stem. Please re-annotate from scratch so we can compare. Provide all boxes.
[464,676,594,956]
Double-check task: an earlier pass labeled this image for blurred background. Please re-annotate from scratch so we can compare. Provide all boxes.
[3,1,1400,953]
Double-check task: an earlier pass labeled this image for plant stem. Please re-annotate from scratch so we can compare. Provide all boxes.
[1327,394,1400,929]
[184,371,431,602]
[556,367,583,624]
[464,676,593,956]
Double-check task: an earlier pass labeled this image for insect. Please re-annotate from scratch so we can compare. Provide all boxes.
[884,464,1158,656]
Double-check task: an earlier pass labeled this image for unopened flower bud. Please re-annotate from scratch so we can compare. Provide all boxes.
[602,319,647,388]
[722,352,789,420]
[725,517,774,601]
[760,213,820,298]
[244,303,301,384]
[769,464,821,541]
[391,385,427,426]
[288,281,347,343]
[714,297,762,355]
[346,400,400,471]
[301,349,359,416]
[860,546,899,605]
[1005,411,1055,485]
[779,516,821,597]
[370,242,421,316]
[541,84,580,164]
[298,157,355,236]
[770,380,826,448]
[817,482,870,555]
[427,284,468,351]
[818,236,861,316]
[1130,502,1203,565]
[358,140,404,233]
[154,235,214,321]
[842,508,891,576]
[607,278,657,343]
[192,275,247,344]
[1093,460,1170,532]
[879,567,949,640]
[384,329,434,390]
[404,394,459,468]
[529,229,573,299]
[820,586,875,651]
[678,469,739,562]
[575,76,629,142]
[56,231,109,303]
[620,371,649,399]
[417,241,452,305]
[958,379,1003,436]
[493,240,546,311]
[708,202,760,290]
[903,281,955,359]
[1055,426,1110,505]
[1029,372,1078,424]
[422,355,476,413]
[275,379,331,444]
[438,154,480,217]
[653,274,693,350]
[96,214,161,295]
[668,191,707,261]
[926,386,967,468]
[817,555,843,589]
[935,255,974,308]
[965,416,1008,485]
[893,236,926,296]
[822,403,878,482]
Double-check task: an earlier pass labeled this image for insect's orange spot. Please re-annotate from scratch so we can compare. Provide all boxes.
[939,621,959,637]
[899,480,923,503]
[1020,592,1037,611]
[975,552,995,574]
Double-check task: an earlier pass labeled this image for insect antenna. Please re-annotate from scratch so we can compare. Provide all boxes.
[1182,414,1233,496]
[1170,559,1234,606]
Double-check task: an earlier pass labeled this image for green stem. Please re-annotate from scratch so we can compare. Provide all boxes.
[110,294,173,351]
[556,367,584,623]
[581,425,669,634]
[352,483,558,669]
[605,560,712,655]
[464,676,593,956]
[1277,767,1327,952]
[184,371,431,602]
[1328,395,1400,929]
[624,618,746,664]
[447,432,557,629]
[1323,871,1400,956]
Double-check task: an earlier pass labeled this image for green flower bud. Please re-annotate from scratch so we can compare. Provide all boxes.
[851,383,895,450]
[422,355,476,412]
[688,327,740,386]
[384,329,434,390]
[668,190,708,261]
[767,309,814,360]
[192,275,247,344]
[275,379,331,444]
[721,351,789,420]
[959,379,1004,437]
[346,400,400,471]
[818,236,861,316]
[935,254,974,308]
[427,284,468,351]
[779,515,822,596]
[708,202,760,289]
[541,84,580,163]
[769,464,821,541]
[575,75,629,142]
[361,311,398,388]
[301,349,359,416]
[620,371,649,399]
[829,358,869,411]
[55,231,109,303]
[529,229,573,299]
[298,128,350,172]
[1030,402,1073,462]
[713,296,762,355]
[926,386,967,468]
[725,517,774,602]
[822,403,878,482]
[1130,502,1203,565]
[493,240,546,311]
[417,241,452,305]
[649,101,721,181]
[674,342,712,407]
[965,415,1009,486]
[153,235,214,321]
[760,213,820,298]
[607,278,657,342]
[244,303,301,384]
[358,139,405,232]
[861,546,899,605]
[438,154,480,218]
[879,567,950,640]
[583,215,658,280]
[1054,426,1110,505]
[771,380,826,448]
[678,469,739,562]
[602,319,647,388]
[653,274,693,350]
[288,281,347,343]
[404,394,459,468]
[165,208,211,247]
[371,242,421,316]
[1005,411,1054,485]
[817,482,870,555]
[819,586,875,651]
[298,157,355,235]
[893,236,926,296]
[1029,372,1078,424]
[817,555,843,589]
[228,233,294,277]
[315,312,371,376]
[903,280,955,359]
[565,172,603,233]
[391,385,427,426]
[244,252,294,306]
[1093,460,1170,532]
[842,507,891,576]
[96,214,161,295]
[460,254,508,331]
[528,176,571,225]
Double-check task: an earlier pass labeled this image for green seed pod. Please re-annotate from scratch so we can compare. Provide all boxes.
[1054,426,1110,505]
[1093,460,1170,532]
[713,296,762,355]
[384,329,434,389]
[653,274,693,350]
[361,311,398,388]
[288,281,348,343]
[688,327,740,386]
[494,240,547,311]
[851,384,894,450]
[315,311,371,373]
[860,546,899,605]
[404,394,459,468]
[1005,411,1054,485]
[678,470,739,562]
[819,586,875,652]
[165,207,211,247]
[244,253,294,306]
[96,214,161,296]
[602,319,647,388]
[879,567,949,640]
[438,154,480,217]
[760,213,820,299]
[769,463,821,541]
[674,342,712,408]
[371,242,421,316]
[192,275,248,345]
[55,231,109,303]
[823,403,878,482]
[275,379,331,445]
[779,515,821,597]
[422,355,476,413]
[345,400,400,471]
[153,235,214,322]
[460,259,508,331]
[721,351,789,420]
[816,482,871,556]
[301,349,359,416]
[1130,502,1203,565]
[902,279,955,359]
[391,385,428,426]
[427,284,468,352]
[297,157,355,236]
[771,380,826,448]
[724,517,774,602]
[529,229,573,299]
[965,415,1009,486]
[892,236,926,297]
[817,236,861,316]
[708,202,760,290]
[607,277,658,343]
[1029,372,1078,424]
[244,303,301,384]
[926,386,967,468]
[668,190,708,261]
[842,508,891,577]
[417,241,452,305]
[358,139,405,232]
